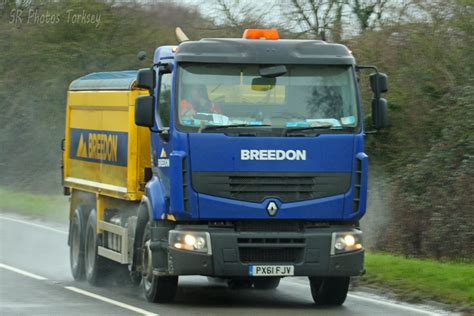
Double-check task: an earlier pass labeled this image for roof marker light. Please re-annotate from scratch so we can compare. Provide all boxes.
[243,29,279,40]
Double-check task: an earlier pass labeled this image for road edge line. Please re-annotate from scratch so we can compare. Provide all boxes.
[284,278,441,315]
[64,286,158,316]
[0,263,48,280]
[0,215,68,235]
[347,293,440,316]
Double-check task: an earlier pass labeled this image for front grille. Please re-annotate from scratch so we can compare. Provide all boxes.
[352,159,362,212]
[237,221,303,232]
[238,237,305,245]
[192,172,351,203]
[238,237,305,263]
[239,247,303,263]
[182,158,190,212]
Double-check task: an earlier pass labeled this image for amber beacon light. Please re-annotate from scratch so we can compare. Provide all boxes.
[243,29,280,40]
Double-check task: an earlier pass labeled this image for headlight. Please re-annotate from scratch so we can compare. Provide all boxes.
[169,230,212,254]
[331,230,363,255]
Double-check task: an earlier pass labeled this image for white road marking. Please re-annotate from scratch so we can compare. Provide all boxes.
[0,215,68,235]
[285,279,443,315]
[65,286,158,316]
[347,293,441,316]
[0,263,48,280]
[0,261,159,316]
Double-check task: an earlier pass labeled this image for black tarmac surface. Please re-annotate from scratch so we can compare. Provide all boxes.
[0,213,449,316]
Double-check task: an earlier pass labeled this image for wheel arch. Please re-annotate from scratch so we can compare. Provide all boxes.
[131,196,152,272]
[145,176,169,221]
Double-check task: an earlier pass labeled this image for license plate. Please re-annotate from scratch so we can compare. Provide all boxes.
[249,265,294,276]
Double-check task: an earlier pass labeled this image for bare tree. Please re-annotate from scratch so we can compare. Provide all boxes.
[331,1,345,41]
[211,0,413,41]
[284,0,344,40]
[282,0,402,40]
[348,0,388,30]
[211,0,279,36]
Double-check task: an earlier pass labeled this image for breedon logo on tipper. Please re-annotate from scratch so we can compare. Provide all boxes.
[69,128,128,166]
[241,149,307,161]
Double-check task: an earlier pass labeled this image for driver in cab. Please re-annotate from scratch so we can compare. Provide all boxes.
[180,84,221,120]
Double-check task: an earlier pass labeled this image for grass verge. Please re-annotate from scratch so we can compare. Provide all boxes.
[0,187,68,221]
[359,252,474,310]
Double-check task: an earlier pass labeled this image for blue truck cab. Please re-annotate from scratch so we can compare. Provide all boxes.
[134,29,388,304]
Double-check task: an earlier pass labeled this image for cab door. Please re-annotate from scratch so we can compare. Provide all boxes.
[151,67,173,193]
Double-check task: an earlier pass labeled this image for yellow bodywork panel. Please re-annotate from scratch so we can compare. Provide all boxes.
[64,89,151,202]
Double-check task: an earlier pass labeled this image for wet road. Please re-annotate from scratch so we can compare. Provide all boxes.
[0,213,452,316]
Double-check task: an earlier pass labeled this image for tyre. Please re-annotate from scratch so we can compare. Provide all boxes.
[227,278,253,289]
[69,208,86,280]
[253,277,280,290]
[309,276,350,306]
[84,209,109,285]
[130,272,142,287]
[141,222,178,303]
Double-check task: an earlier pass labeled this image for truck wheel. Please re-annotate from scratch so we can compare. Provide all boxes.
[253,277,280,290]
[84,209,108,285]
[142,222,178,303]
[309,276,350,306]
[70,208,86,280]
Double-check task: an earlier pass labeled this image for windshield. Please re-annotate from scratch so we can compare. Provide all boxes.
[176,63,359,133]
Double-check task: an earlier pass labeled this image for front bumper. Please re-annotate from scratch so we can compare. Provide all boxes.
[165,226,364,277]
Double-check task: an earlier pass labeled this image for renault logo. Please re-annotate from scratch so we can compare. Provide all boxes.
[266,201,278,216]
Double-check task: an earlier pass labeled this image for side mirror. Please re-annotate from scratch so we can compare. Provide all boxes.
[136,68,155,90]
[135,96,155,127]
[372,98,389,129]
[369,72,388,96]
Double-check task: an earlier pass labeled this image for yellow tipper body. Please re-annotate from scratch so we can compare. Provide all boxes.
[63,71,150,201]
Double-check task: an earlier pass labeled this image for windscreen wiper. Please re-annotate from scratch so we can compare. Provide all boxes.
[284,125,334,135]
[284,125,356,136]
[201,124,272,131]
